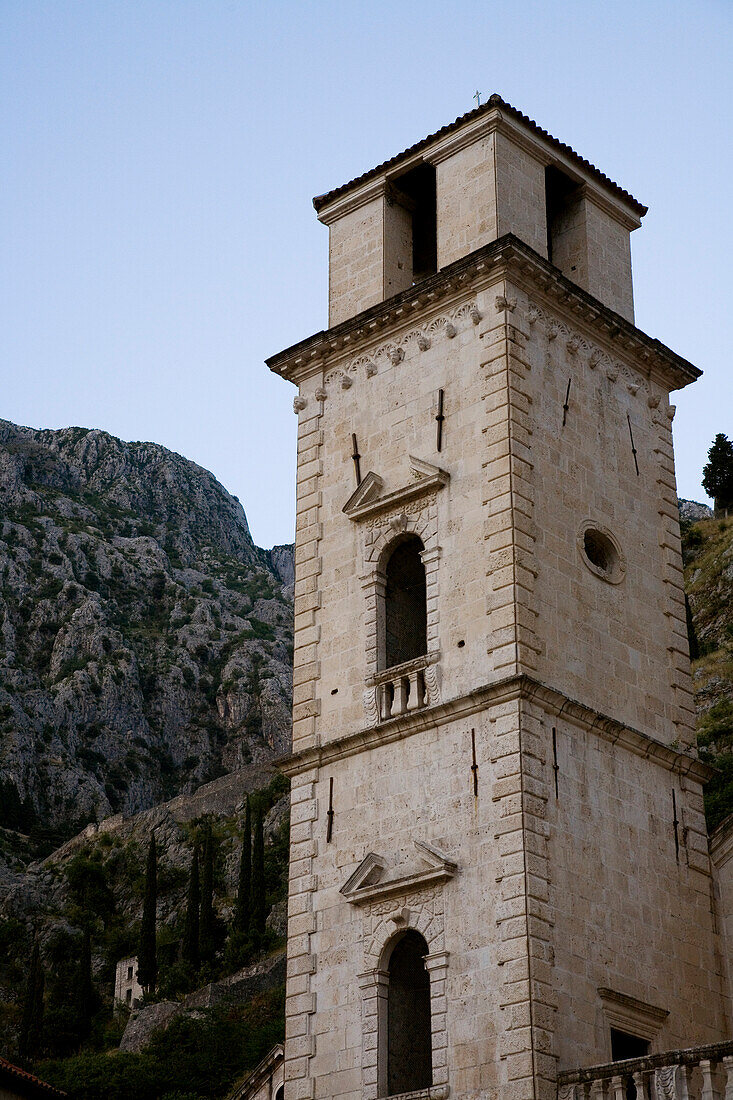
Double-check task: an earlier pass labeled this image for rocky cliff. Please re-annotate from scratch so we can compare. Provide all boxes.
[0,420,293,842]
[681,504,733,829]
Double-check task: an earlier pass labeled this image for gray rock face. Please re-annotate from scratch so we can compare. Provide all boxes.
[679,498,714,523]
[0,419,294,838]
[119,1000,180,1053]
[267,545,295,590]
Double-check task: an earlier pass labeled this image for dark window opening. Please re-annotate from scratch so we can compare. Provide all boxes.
[392,163,437,283]
[387,931,432,1097]
[274,1086,284,1100]
[127,966,133,981]
[611,1028,650,1061]
[384,537,427,670]
[126,989,132,1004]
[545,165,583,270]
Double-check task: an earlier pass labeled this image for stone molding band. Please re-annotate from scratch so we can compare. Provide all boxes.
[275,673,712,784]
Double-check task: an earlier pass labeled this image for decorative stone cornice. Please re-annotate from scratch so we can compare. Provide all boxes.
[275,673,713,783]
[266,235,700,393]
[598,987,669,1037]
[317,300,479,398]
[315,176,391,225]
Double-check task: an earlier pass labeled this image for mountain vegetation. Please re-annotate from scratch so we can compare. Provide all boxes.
[681,506,733,830]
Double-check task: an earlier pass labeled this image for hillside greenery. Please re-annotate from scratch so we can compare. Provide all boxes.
[0,773,290,1093]
[682,512,733,830]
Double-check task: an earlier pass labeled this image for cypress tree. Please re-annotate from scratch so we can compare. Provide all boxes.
[199,823,215,963]
[251,809,267,935]
[137,833,157,992]
[182,840,200,969]
[18,935,44,1062]
[685,593,700,662]
[74,924,94,1047]
[234,797,251,933]
[702,433,733,514]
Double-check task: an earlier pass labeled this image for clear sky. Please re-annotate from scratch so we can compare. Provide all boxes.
[2,1,731,548]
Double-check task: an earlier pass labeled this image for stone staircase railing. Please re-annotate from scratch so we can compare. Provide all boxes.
[558,1041,733,1100]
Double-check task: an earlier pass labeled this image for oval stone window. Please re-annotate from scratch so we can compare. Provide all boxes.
[578,524,626,584]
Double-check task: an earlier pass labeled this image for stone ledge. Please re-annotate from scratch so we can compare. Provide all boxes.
[275,674,712,785]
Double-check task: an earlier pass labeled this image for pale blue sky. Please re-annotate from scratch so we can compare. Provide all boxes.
[2,1,731,547]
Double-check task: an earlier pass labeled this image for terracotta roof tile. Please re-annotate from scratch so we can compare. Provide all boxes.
[0,1056,67,1097]
[313,94,646,217]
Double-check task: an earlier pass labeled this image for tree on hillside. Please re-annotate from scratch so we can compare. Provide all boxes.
[234,796,251,933]
[182,841,200,970]
[74,924,95,1048]
[685,594,700,662]
[702,433,733,515]
[137,833,157,993]
[199,823,215,963]
[18,935,44,1062]
[251,810,267,936]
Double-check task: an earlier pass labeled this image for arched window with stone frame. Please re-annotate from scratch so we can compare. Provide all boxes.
[342,460,448,726]
[382,929,433,1097]
[351,900,450,1100]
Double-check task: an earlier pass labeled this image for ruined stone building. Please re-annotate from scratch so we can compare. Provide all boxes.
[261,95,733,1100]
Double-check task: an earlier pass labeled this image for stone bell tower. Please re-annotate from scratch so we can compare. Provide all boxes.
[267,96,730,1100]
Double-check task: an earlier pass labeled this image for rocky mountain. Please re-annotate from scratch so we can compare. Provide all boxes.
[0,420,293,845]
[681,504,733,829]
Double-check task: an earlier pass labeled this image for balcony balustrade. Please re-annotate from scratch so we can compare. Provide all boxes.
[558,1041,733,1100]
[367,653,440,722]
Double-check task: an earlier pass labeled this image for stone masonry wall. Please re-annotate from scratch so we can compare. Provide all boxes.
[508,282,695,749]
[289,703,526,1100]
[583,199,635,323]
[493,130,548,258]
[328,196,386,327]
[293,282,504,747]
[433,134,499,269]
[542,696,728,1066]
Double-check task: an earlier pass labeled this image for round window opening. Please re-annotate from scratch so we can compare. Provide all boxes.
[579,526,625,584]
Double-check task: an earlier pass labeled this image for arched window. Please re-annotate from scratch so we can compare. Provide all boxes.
[385,931,432,1096]
[274,1085,284,1100]
[383,537,427,670]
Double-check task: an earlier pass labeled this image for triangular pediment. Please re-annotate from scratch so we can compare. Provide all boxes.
[342,472,384,516]
[413,839,457,873]
[340,841,458,905]
[343,456,449,522]
[407,455,445,481]
[340,852,387,896]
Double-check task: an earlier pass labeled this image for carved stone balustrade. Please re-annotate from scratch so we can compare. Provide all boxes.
[365,653,441,723]
[558,1041,733,1100]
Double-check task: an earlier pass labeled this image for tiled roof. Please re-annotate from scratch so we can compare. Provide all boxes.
[313,94,647,217]
[0,1057,66,1098]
